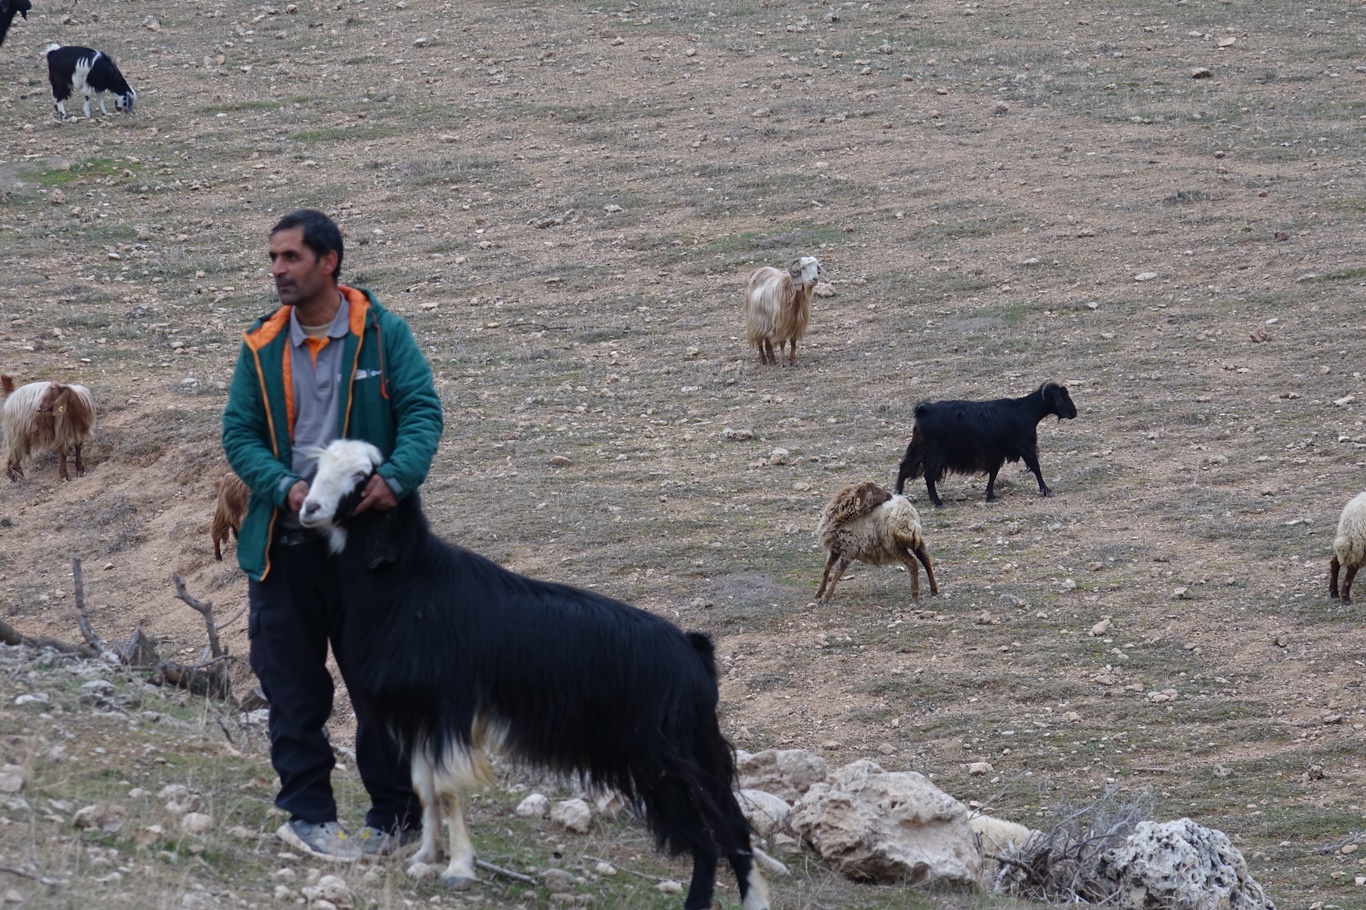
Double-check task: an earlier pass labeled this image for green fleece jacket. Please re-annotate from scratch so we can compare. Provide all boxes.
[221,286,444,581]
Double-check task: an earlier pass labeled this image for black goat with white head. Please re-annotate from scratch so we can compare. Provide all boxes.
[0,0,32,53]
[299,439,774,910]
[895,381,1078,507]
[44,44,136,119]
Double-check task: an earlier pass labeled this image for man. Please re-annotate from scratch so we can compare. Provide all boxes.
[222,209,444,860]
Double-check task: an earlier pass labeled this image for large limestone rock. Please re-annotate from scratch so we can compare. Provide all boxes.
[787,760,981,885]
[736,748,828,802]
[1098,818,1275,910]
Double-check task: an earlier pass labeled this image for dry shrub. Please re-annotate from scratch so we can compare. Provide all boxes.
[990,786,1156,902]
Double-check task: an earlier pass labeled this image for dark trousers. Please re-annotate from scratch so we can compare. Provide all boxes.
[248,532,421,832]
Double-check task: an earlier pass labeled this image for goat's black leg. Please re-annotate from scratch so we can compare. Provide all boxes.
[1023,451,1051,496]
[1331,556,1342,600]
[1344,564,1358,606]
[73,443,86,477]
[683,844,719,910]
[924,476,943,507]
[984,466,1002,502]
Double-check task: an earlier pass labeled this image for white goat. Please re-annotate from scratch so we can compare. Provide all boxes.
[816,481,938,603]
[744,256,820,366]
[1330,491,1366,605]
[1,374,96,482]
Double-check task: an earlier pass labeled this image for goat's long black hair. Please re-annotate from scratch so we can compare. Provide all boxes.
[327,492,759,907]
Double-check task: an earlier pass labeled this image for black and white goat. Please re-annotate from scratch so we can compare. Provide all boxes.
[298,440,772,910]
[44,44,136,119]
[0,0,32,53]
[895,381,1078,507]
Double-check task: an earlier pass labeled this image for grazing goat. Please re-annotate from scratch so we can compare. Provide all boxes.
[895,381,1078,507]
[1,375,96,482]
[44,44,136,118]
[211,471,249,561]
[816,481,938,603]
[744,256,820,365]
[0,0,31,53]
[299,440,772,910]
[1330,492,1366,605]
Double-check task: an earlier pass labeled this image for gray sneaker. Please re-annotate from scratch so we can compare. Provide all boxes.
[355,825,421,858]
[277,819,363,861]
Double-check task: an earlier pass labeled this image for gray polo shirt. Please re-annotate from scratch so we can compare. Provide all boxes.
[279,297,349,527]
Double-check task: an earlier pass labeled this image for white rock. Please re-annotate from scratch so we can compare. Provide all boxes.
[180,813,214,835]
[550,798,592,833]
[788,760,981,885]
[1134,272,1158,282]
[300,874,349,904]
[736,749,828,802]
[1090,619,1112,636]
[967,762,993,776]
[1098,818,1272,910]
[0,765,24,793]
[737,789,792,838]
[656,880,683,894]
[515,793,550,817]
[594,861,616,875]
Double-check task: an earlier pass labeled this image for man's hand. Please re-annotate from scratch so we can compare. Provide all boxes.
[354,473,398,514]
[287,479,309,513]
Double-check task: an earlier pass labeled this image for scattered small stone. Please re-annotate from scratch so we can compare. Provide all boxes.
[542,868,576,893]
[968,761,993,775]
[1134,271,1158,282]
[548,455,573,466]
[594,861,616,876]
[550,798,592,833]
[180,813,214,835]
[768,448,790,466]
[722,428,755,441]
[1090,619,1112,637]
[516,793,550,817]
[1192,67,1212,79]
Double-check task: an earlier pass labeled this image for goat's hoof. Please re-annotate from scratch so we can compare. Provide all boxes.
[439,873,475,890]
[1344,597,1354,606]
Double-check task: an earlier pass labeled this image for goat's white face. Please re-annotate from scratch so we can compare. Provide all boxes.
[299,440,385,532]
[795,256,821,286]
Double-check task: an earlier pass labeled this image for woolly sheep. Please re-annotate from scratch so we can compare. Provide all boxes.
[1330,491,1366,605]
[1,375,96,482]
[816,481,938,603]
[744,256,820,366]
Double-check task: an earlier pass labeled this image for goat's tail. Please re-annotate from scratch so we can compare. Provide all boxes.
[894,425,927,494]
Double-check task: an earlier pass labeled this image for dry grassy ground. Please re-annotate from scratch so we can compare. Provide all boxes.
[2,0,1365,906]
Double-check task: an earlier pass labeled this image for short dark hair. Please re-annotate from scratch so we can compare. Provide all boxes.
[271,209,344,280]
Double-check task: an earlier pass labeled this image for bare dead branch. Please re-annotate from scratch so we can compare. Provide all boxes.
[475,859,539,885]
[0,615,99,658]
[172,574,224,659]
[71,557,108,656]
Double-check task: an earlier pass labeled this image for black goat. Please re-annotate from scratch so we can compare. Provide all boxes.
[298,440,773,910]
[0,0,32,52]
[894,381,1077,507]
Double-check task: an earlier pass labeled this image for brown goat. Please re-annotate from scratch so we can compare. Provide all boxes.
[1,374,96,482]
[211,471,250,560]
